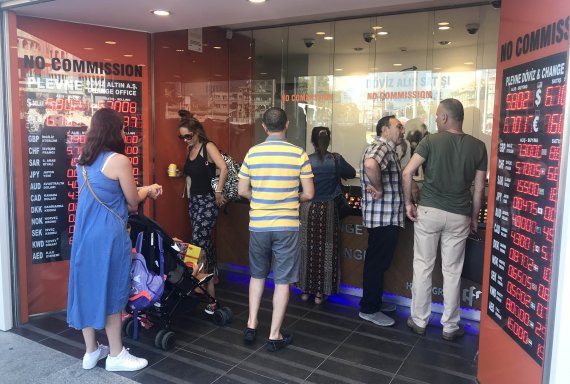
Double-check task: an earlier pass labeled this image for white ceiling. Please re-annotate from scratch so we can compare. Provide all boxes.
[3,0,488,32]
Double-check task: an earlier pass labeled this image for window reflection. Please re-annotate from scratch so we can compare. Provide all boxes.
[240,5,498,175]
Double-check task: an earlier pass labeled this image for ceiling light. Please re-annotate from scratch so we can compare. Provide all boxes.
[393,63,403,66]
[464,62,474,65]
[439,41,452,45]
[176,49,184,52]
[260,72,267,75]
[248,0,266,3]
[438,26,451,30]
[335,68,343,71]
[377,31,389,36]
[123,54,133,57]
[324,36,333,40]
[105,41,116,45]
[162,46,170,49]
[104,58,112,61]
[213,46,222,49]
[372,26,383,30]
[437,22,450,26]
[433,67,441,70]
[151,9,171,16]
[315,32,326,35]
[83,47,94,50]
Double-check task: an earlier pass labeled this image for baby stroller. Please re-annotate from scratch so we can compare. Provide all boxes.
[122,213,233,350]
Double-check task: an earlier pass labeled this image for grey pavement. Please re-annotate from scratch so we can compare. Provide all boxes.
[0,331,137,384]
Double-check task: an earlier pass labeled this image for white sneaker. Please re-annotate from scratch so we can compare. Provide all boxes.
[105,347,148,372]
[82,343,109,369]
[359,311,395,327]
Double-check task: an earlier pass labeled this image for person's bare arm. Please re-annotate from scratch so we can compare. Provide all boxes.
[471,170,486,231]
[103,154,162,212]
[238,177,252,201]
[206,142,229,206]
[363,158,383,199]
[299,177,314,202]
[402,153,425,221]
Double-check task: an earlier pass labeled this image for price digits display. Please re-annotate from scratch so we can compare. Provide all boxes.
[488,52,566,364]
[27,80,143,264]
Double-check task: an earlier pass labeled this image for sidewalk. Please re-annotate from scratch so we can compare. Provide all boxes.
[0,331,135,384]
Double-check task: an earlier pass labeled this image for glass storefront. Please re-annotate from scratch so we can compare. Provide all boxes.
[239,6,499,172]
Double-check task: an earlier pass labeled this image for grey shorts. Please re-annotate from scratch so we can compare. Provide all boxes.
[249,231,300,284]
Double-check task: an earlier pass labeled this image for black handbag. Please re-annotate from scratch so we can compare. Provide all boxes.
[332,153,354,220]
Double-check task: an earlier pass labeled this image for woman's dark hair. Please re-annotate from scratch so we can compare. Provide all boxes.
[311,126,331,160]
[78,108,125,166]
[178,110,208,142]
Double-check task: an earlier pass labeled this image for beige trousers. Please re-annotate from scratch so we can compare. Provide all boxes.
[411,205,471,333]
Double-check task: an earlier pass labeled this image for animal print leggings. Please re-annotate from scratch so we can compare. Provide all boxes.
[189,193,219,274]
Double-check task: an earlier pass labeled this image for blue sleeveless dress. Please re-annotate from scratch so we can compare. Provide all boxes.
[67,151,132,330]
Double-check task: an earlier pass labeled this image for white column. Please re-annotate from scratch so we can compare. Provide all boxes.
[0,11,14,331]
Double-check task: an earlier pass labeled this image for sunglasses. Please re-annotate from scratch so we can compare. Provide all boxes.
[178,133,194,140]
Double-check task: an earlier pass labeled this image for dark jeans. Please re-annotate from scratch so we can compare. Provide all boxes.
[359,225,400,314]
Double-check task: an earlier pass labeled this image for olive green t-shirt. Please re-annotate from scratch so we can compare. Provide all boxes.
[415,131,487,216]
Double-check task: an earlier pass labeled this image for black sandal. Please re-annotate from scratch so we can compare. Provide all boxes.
[243,327,256,344]
[266,333,293,352]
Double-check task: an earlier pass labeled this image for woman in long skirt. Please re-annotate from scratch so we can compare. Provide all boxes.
[299,127,356,304]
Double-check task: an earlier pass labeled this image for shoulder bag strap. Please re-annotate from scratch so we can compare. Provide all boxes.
[80,165,127,227]
[202,142,215,180]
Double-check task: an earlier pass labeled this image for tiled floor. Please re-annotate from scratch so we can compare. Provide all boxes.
[12,271,479,384]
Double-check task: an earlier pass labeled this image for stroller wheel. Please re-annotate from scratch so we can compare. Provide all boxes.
[154,329,167,349]
[161,331,176,350]
[222,307,233,324]
[213,308,227,326]
[123,318,135,338]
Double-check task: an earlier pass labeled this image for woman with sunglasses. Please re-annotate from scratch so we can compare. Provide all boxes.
[178,110,228,314]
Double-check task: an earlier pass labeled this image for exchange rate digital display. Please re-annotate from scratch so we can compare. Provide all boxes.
[488,52,566,365]
[26,80,143,264]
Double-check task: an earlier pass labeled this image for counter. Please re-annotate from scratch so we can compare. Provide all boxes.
[216,202,483,311]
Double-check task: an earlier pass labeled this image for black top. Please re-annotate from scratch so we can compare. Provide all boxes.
[183,143,216,195]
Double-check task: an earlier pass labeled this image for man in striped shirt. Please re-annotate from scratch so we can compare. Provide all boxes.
[238,107,314,352]
[359,115,405,327]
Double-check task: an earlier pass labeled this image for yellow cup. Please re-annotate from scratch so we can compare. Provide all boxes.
[167,163,177,177]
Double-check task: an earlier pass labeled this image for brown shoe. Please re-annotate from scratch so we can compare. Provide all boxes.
[407,317,426,335]
[442,324,465,341]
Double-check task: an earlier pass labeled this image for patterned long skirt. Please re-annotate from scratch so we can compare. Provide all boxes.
[189,193,219,274]
[299,199,339,296]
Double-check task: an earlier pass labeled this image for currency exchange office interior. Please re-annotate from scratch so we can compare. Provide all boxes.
[6,0,499,383]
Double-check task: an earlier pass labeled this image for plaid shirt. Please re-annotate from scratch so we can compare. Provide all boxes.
[359,136,404,228]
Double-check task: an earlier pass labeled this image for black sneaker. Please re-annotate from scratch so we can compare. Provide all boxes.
[243,327,256,344]
[266,333,293,352]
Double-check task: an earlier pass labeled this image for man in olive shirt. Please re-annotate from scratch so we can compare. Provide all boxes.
[402,98,487,341]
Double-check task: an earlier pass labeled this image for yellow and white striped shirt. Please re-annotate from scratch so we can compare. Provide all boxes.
[239,137,313,231]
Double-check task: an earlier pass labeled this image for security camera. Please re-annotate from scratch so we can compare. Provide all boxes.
[466,23,480,35]
[304,38,315,48]
[490,0,501,8]
[363,32,375,43]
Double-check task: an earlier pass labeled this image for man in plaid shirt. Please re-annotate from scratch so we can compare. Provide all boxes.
[358,115,405,327]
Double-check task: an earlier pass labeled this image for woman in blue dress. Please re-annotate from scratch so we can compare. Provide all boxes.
[67,108,162,372]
